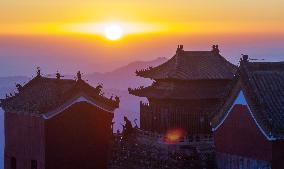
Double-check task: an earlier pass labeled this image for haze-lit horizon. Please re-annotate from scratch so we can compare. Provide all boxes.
[0,0,284,76]
[1,0,284,35]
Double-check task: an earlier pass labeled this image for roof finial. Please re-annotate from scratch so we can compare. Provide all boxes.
[212,44,220,54]
[77,71,82,81]
[115,96,120,104]
[241,54,249,62]
[36,67,41,77]
[176,44,184,54]
[56,71,64,79]
[16,84,23,92]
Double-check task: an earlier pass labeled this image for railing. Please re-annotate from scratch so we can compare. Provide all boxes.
[135,128,213,145]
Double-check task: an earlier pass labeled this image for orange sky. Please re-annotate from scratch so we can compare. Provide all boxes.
[1,0,284,36]
[0,0,284,76]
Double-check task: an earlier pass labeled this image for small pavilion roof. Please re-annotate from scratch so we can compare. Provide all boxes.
[0,73,119,114]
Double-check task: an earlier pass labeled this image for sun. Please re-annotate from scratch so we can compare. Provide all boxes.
[104,24,123,40]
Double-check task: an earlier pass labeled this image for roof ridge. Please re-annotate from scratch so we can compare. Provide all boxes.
[184,50,212,52]
[136,46,237,80]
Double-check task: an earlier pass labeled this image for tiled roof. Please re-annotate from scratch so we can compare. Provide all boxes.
[241,61,284,139]
[212,59,284,139]
[129,80,231,100]
[0,75,119,114]
[136,46,237,80]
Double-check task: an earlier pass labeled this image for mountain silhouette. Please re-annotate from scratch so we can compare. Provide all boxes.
[85,57,167,90]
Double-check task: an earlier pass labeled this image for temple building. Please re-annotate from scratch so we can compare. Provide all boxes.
[129,45,237,136]
[212,56,284,169]
[0,70,119,169]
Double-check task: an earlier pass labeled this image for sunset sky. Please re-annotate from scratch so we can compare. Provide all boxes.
[0,0,284,76]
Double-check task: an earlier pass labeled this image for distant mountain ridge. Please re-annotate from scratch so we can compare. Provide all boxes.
[85,57,167,90]
[106,57,167,75]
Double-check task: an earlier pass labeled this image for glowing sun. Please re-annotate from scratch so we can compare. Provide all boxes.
[104,24,123,40]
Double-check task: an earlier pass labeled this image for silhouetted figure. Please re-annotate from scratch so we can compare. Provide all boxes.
[116,129,120,135]
[134,119,138,128]
[36,67,41,77]
[122,116,133,139]
[77,71,82,81]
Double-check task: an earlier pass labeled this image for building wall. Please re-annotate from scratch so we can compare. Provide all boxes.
[4,112,45,169]
[272,141,284,169]
[216,152,271,169]
[141,98,219,134]
[45,102,113,169]
[214,105,272,169]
